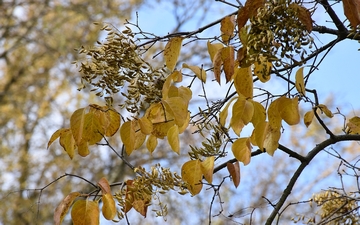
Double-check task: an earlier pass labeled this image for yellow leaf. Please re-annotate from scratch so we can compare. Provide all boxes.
[133,120,146,150]
[152,121,176,139]
[181,160,203,195]
[226,161,240,188]
[200,156,214,183]
[138,117,153,135]
[167,125,180,154]
[304,110,314,127]
[178,111,190,134]
[233,66,253,98]
[102,193,116,220]
[250,100,266,126]
[278,96,300,125]
[70,108,86,145]
[164,37,183,71]
[162,97,188,127]
[59,128,76,159]
[145,102,167,124]
[318,104,333,118]
[120,121,135,155]
[182,63,207,83]
[219,97,238,127]
[162,70,182,100]
[221,15,235,43]
[253,120,268,151]
[346,116,360,134]
[133,196,151,218]
[342,0,360,28]
[71,200,99,225]
[207,41,224,63]
[268,99,282,129]
[264,127,281,156]
[54,192,81,225]
[77,140,89,157]
[124,180,134,213]
[232,137,252,165]
[146,134,158,153]
[242,100,254,125]
[295,67,306,96]
[178,86,192,103]
[230,95,246,136]
[254,55,272,83]
[221,46,235,83]
[103,108,121,137]
[83,110,104,145]
[48,128,68,149]
[213,49,223,84]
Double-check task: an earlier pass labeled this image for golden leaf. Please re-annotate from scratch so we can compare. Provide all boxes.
[120,121,136,155]
[278,96,300,125]
[48,128,68,149]
[54,192,81,225]
[102,193,116,220]
[146,134,158,153]
[167,125,180,154]
[164,37,184,71]
[182,63,207,83]
[77,140,89,157]
[207,41,224,63]
[138,117,153,135]
[162,97,188,127]
[83,110,104,145]
[304,110,315,127]
[254,55,272,83]
[178,111,190,134]
[342,0,360,28]
[230,95,246,136]
[221,46,235,83]
[242,100,254,125]
[263,126,281,156]
[181,160,203,195]
[162,70,182,100]
[253,120,268,151]
[346,116,360,134]
[233,66,253,98]
[232,137,252,165]
[178,86,192,103]
[71,200,99,225]
[267,99,282,129]
[219,97,238,127]
[200,156,215,183]
[221,15,236,44]
[317,104,333,118]
[226,161,240,188]
[250,100,266,127]
[102,108,120,137]
[59,128,76,159]
[70,108,86,145]
[295,67,306,96]
[213,49,223,84]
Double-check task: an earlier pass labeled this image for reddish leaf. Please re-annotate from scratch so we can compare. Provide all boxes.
[343,0,360,28]
[227,161,240,188]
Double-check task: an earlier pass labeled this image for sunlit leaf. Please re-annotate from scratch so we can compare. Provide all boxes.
[317,104,333,118]
[304,110,315,127]
[250,100,266,126]
[138,117,153,135]
[221,46,235,83]
[59,128,76,159]
[213,49,223,84]
[346,116,360,134]
[264,127,281,156]
[133,197,151,218]
[146,134,158,153]
[162,70,182,100]
[70,108,86,145]
[253,120,268,151]
[220,15,235,44]
[48,128,68,149]
[233,66,253,98]
[219,97,237,127]
[254,55,272,83]
[207,41,224,63]
[178,86,192,103]
[200,156,214,183]
[182,63,207,83]
[181,160,203,195]
[145,102,167,124]
[232,137,252,165]
[103,108,121,137]
[83,110,104,145]
[152,120,176,139]
[162,97,188,127]
[77,140,89,157]
[164,37,184,71]
[295,67,306,96]
[133,120,146,150]
[342,0,360,28]
[120,121,135,155]
[242,100,254,125]
[278,96,300,125]
[167,125,180,154]
[71,200,99,225]
[54,192,81,225]
[98,177,111,194]
[230,95,246,136]
[227,161,240,188]
[102,193,116,220]
[268,98,282,129]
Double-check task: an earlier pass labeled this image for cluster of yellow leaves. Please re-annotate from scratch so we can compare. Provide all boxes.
[48,105,120,158]
[120,70,192,155]
[54,177,116,225]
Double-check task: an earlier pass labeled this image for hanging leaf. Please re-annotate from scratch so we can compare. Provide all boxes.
[253,120,268,151]
[254,55,272,83]
[102,108,121,137]
[164,37,184,71]
[178,111,190,134]
[289,3,313,32]
[233,66,253,98]
[304,110,315,127]
[342,0,360,28]
[219,97,238,127]
[317,104,333,118]
[230,95,246,136]
[54,192,81,225]
[241,100,255,125]
[98,177,111,194]
[227,161,240,188]
[250,100,266,127]
[102,193,116,220]
[200,156,214,183]
[346,116,360,134]
[268,98,282,129]
[70,108,86,145]
[162,97,188,127]
[120,121,136,155]
[181,160,203,195]
[167,125,180,154]
[124,180,134,213]
[146,134,158,153]
[213,49,223,84]
[83,109,104,145]
[138,117,153,135]
[278,96,300,125]
[71,200,99,225]
[59,128,76,159]
[221,15,236,44]
[162,70,183,100]
[295,67,306,96]
[207,41,224,63]
[263,126,281,156]
[237,7,249,31]
[221,46,235,83]
[48,128,68,149]
[232,137,252,165]
[246,0,265,18]
[182,63,207,83]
